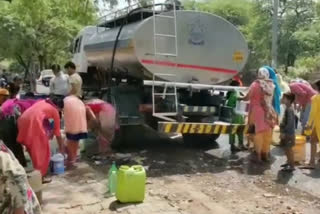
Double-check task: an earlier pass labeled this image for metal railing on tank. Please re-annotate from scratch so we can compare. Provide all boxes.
[96,0,182,33]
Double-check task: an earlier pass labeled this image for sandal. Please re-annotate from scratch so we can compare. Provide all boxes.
[299,164,315,170]
[280,163,289,168]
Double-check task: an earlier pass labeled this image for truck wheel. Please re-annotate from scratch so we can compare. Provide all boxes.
[182,134,220,148]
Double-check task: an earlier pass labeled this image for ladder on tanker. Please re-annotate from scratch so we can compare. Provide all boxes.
[152,0,179,122]
[152,0,178,57]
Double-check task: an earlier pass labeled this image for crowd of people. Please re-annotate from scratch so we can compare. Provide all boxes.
[1,62,320,213]
[228,66,320,172]
[0,61,117,214]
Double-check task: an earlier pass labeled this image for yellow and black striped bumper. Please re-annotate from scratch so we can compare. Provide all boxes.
[158,122,248,135]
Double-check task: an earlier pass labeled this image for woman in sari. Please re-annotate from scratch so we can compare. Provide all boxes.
[0,140,42,214]
[0,99,40,167]
[17,99,64,180]
[85,99,117,155]
[241,67,277,162]
[303,80,320,169]
[289,81,316,133]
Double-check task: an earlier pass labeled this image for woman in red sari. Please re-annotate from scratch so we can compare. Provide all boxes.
[17,100,64,180]
[85,99,117,155]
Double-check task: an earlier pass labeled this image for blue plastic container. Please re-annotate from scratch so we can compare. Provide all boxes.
[51,153,65,175]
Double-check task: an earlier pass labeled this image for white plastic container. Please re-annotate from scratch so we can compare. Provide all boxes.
[51,153,65,175]
[235,101,249,115]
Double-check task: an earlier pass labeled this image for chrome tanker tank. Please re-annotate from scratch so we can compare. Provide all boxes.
[77,10,249,84]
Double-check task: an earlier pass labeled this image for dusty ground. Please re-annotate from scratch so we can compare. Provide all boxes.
[41,126,320,214]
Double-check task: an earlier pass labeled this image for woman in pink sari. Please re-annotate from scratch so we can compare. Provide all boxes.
[17,100,64,180]
[241,68,277,162]
[289,81,316,132]
[85,99,117,155]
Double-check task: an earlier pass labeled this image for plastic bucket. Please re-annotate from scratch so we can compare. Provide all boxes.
[293,135,306,162]
[51,153,65,175]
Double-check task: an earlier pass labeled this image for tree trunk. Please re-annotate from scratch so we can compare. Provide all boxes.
[39,55,45,71]
[15,54,29,81]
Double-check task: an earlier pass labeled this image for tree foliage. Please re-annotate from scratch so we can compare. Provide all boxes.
[2,0,320,80]
[0,0,97,73]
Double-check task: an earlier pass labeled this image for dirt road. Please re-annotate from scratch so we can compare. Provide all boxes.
[42,132,320,214]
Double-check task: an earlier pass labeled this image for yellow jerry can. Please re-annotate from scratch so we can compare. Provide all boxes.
[116,165,146,203]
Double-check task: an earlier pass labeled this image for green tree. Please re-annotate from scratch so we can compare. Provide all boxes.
[0,0,97,74]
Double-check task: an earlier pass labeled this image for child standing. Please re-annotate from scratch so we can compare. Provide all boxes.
[280,92,296,172]
[226,80,245,153]
[64,95,88,168]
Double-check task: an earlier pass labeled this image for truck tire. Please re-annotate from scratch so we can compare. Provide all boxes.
[182,133,220,148]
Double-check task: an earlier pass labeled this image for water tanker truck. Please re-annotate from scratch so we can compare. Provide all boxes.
[72,3,249,145]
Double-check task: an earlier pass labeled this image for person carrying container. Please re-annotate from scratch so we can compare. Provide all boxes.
[289,81,316,133]
[240,67,277,162]
[17,99,64,182]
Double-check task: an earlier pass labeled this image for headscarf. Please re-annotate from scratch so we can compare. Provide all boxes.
[257,67,274,96]
[264,66,282,115]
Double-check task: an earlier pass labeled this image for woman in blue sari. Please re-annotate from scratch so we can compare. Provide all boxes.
[264,66,282,115]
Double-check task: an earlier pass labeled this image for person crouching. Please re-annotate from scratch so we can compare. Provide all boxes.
[280,92,296,172]
[63,95,88,168]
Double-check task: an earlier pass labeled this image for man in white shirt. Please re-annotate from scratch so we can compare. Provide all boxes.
[49,64,70,108]
[50,64,70,96]
[64,61,82,98]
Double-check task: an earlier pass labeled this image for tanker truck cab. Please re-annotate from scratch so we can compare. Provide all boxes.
[72,29,87,74]
[72,26,106,90]
[72,3,249,146]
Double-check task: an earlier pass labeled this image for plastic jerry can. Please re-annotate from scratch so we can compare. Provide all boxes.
[293,135,306,163]
[116,165,146,203]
